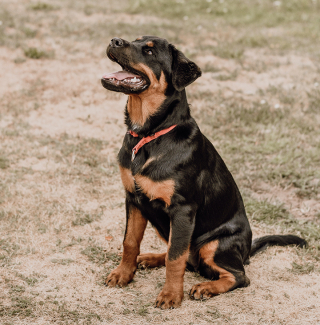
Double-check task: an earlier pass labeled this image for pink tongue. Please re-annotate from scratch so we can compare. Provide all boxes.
[102,70,140,80]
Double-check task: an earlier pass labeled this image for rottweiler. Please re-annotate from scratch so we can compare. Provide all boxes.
[101,36,307,309]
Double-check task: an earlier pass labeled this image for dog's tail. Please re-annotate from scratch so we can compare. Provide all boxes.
[250,235,307,257]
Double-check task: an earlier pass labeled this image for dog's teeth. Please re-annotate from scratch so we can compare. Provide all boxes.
[122,77,141,84]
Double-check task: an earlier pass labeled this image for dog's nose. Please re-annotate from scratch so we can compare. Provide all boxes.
[110,38,124,47]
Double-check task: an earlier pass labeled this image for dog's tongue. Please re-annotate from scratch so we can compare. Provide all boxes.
[102,70,140,80]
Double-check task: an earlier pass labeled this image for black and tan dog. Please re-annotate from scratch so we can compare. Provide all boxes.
[101,36,306,309]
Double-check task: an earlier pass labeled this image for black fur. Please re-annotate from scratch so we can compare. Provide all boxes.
[250,235,307,257]
[101,36,307,304]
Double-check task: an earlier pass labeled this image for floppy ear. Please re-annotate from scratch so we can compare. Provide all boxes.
[170,44,202,91]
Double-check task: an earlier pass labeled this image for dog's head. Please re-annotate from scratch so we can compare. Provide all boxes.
[101,36,201,94]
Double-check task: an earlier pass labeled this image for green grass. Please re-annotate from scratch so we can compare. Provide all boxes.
[245,197,320,258]
[15,272,44,286]
[125,0,320,57]
[50,258,74,265]
[213,45,244,60]
[190,81,320,200]
[24,47,51,59]
[206,307,222,320]
[307,88,320,113]
[0,123,120,262]
[137,305,149,316]
[0,156,9,169]
[213,69,238,81]
[30,2,57,11]
[289,261,317,274]
[0,240,20,267]
[127,0,320,27]
[81,245,121,265]
[72,208,103,226]
[0,296,102,322]
[0,0,319,58]
[0,297,35,317]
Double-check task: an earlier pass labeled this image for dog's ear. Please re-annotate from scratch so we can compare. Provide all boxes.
[170,44,202,91]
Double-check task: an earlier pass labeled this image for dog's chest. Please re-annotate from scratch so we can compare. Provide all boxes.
[118,145,175,208]
[119,165,175,209]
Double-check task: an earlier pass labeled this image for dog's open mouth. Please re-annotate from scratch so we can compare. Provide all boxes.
[101,68,149,94]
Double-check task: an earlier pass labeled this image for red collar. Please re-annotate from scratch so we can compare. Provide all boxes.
[127,125,177,161]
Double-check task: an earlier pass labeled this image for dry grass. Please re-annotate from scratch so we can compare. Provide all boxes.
[0,0,320,324]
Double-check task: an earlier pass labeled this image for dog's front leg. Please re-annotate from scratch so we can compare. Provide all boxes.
[155,204,195,309]
[106,202,147,287]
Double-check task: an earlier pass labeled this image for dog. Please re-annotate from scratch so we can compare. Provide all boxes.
[101,36,307,309]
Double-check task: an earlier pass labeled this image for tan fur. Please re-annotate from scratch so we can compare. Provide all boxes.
[155,228,189,308]
[134,174,175,207]
[123,207,147,264]
[164,248,189,291]
[146,41,154,47]
[106,206,147,287]
[137,252,166,268]
[191,240,236,297]
[119,165,135,193]
[127,95,143,126]
[127,64,167,126]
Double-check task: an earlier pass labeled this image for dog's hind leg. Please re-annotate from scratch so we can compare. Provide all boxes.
[189,240,250,300]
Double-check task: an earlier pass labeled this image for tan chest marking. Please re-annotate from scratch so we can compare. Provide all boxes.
[119,166,135,193]
[127,64,167,126]
[134,175,175,207]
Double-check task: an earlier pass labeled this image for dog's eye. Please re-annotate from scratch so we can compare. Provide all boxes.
[146,50,153,55]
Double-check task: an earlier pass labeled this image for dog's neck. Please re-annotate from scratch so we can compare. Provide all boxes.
[125,89,190,136]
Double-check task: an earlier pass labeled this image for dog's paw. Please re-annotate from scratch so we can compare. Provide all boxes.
[189,282,215,300]
[105,266,135,287]
[137,253,166,268]
[155,288,183,309]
